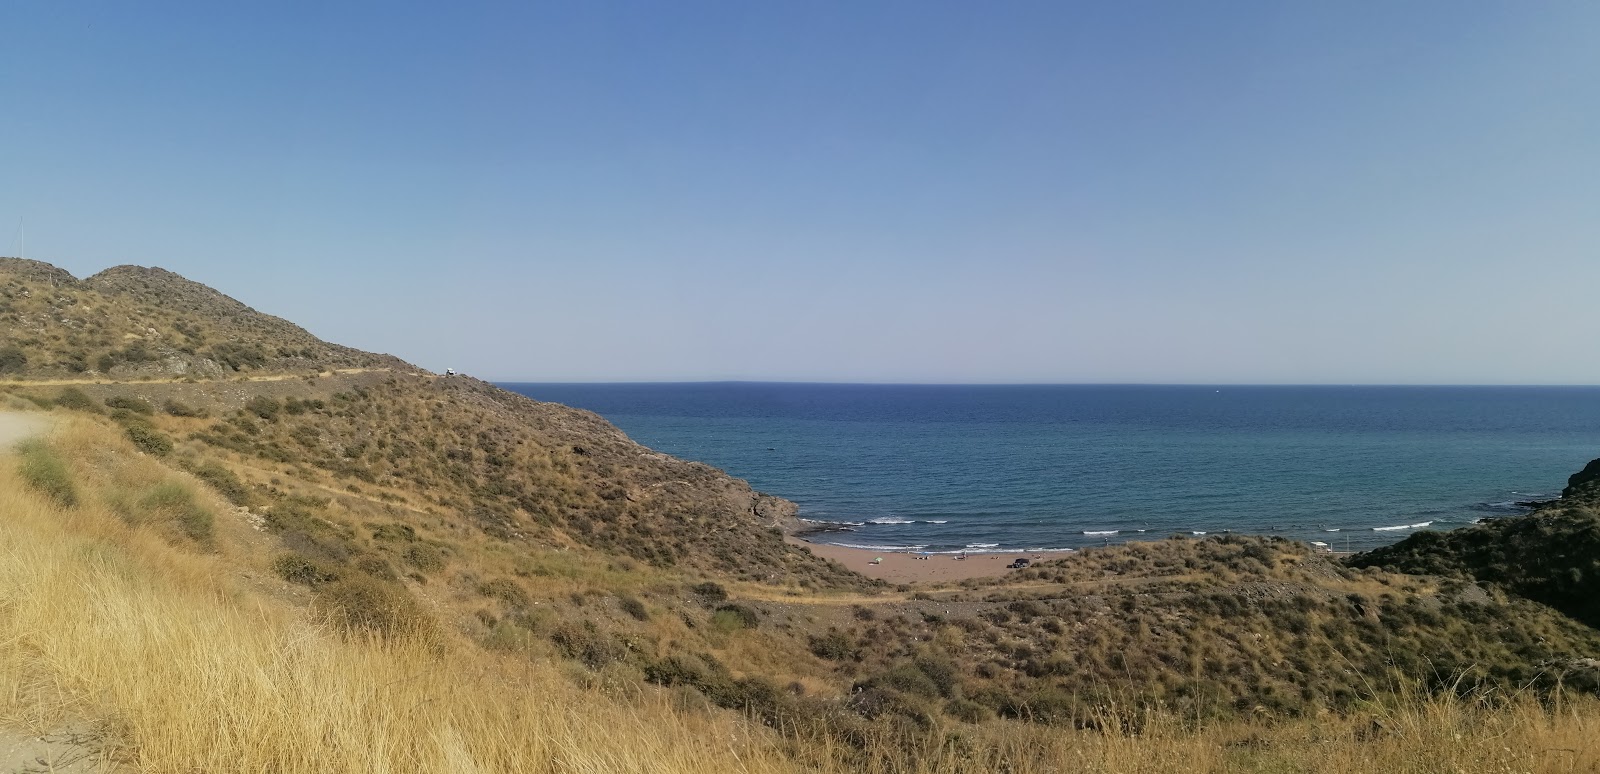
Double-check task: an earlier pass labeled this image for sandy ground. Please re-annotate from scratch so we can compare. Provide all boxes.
[0,412,107,773]
[0,411,51,451]
[0,728,109,773]
[787,537,1074,584]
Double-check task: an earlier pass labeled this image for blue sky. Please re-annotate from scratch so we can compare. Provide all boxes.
[3,2,1598,383]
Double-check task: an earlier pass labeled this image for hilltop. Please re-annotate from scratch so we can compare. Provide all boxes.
[1,256,1599,771]
[0,258,408,379]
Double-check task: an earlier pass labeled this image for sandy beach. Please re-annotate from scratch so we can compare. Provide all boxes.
[787,537,1074,584]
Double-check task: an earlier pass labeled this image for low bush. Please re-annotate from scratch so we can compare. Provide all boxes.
[163,398,206,418]
[124,420,174,456]
[478,578,531,608]
[190,462,252,506]
[245,396,282,421]
[315,576,428,638]
[711,604,760,632]
[53,388,101,414]
[620,596,650,621]
[105,395,155,415]
[273,553,340,587]
[16,439,77,507]
[402,543,445,573]
[690,581,727,602]
[137,481,214,543]
[0,346,26,374]
[809,630,858,661]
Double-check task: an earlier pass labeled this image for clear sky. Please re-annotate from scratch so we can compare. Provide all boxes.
[3,2,1598,383]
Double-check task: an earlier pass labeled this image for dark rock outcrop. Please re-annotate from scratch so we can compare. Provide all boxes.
[1350,457,1600,630]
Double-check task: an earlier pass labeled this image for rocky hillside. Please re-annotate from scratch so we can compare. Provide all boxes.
[1349,466,1600,630]
[0,257,409,378]
[4,256,1598,743]
[0,257,861,588]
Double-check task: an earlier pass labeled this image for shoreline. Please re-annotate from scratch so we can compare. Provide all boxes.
[785,536,1076,584]
[786,533,1357,584]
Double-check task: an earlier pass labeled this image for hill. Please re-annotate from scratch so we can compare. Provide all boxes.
[0,258,408,378]
[2,256,1599,771]
[1349,464,1600,630]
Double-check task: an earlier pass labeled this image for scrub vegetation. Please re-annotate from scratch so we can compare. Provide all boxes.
[2,257,1599,771]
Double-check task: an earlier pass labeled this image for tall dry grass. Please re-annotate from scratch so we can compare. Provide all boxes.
[0,418,1597,772]
[0,421,800,773]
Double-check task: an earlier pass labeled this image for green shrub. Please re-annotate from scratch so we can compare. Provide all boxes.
[550,621,627,668]
[711,604,760,632]
[0,347,27,374]
[877,662,941,698]
[691,581,728,602]
[53,388,101,414]
[16,440,77,507]
[620,596,650,621]
[808,630,857,661]
[124,420,174,456]
[315,576,428,638]
[104,395,154,415]
[478,578,530,608]
[245,395,282,421]
[163,398,206,418]
[370,523,417,542]
[138,481,214,543]
[274,553,340,587]
[402,543,445,573]
[945,698,994,724]
[190,462,251,506]
[210,342,268,371]
[355,555,398,581]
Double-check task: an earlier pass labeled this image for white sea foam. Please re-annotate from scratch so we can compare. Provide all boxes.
[1192,531,1207,535]
[1083,530,1118,536]
[799,518,865,527]
[965,543,1000,549]
[925,520,949,524]
[832,543,928,552]
[1372,521,1433,532]
[1324,528,1341,532]
[868,517,915,525]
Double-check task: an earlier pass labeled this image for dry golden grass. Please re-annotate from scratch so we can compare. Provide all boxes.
[2,418,1599,773]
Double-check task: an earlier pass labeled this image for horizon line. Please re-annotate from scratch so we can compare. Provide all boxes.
[489,379,1600,388]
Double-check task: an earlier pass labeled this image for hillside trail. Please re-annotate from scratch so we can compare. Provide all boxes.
[1,367,420,388]
[0,411,111,771]
[0,411,51,451]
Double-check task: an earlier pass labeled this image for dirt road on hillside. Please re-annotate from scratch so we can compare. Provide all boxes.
[0,412,50,450]
[0,367,413,388]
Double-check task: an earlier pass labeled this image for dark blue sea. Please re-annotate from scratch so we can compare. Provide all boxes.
[500,384,1600,554]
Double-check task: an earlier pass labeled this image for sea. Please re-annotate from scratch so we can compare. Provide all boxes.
[500,384,1600,554]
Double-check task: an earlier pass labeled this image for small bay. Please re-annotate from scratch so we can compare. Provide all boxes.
[501,383,1600,553]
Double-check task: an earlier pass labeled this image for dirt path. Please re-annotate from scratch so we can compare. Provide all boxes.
[1,367,413,388]
[0,412,50,450]
[0,728,109,773]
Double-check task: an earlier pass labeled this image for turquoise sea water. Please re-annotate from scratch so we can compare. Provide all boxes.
[501,384,1600,553]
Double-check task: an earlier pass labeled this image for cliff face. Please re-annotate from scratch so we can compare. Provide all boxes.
[1349,459,1600,630]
